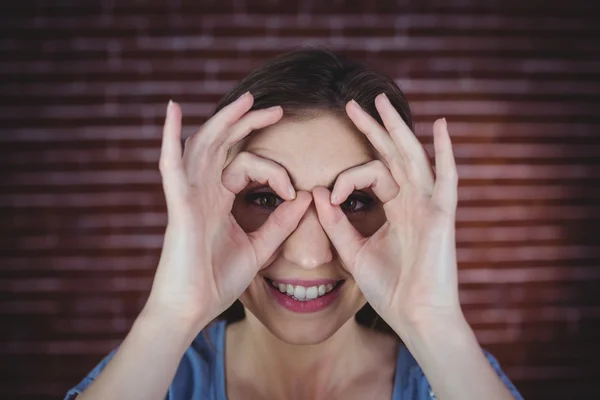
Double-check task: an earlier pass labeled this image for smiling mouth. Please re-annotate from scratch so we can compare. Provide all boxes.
[264,278,345,302]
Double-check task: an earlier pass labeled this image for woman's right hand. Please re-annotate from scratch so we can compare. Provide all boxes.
[142,92,312,330]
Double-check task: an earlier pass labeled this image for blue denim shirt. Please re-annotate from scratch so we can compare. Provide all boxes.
[65,320,524,399]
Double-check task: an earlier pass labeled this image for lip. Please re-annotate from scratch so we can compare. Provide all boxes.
[265,278,340,286]
[264,277,344,313]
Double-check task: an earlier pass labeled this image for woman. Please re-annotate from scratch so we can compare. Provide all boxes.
[65,48,523,400]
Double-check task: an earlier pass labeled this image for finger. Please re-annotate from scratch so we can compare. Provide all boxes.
[200,91,254,142]
[211,106,284,175]
[158,101,187,214]
[345,100,408,186]
[186,106,284,186]
[374,93,435,192]
[222,106,283,149]
[182,91,254,160]
[221,151,296,199]
[312,186,365,273]
[431,118,458,214]
[181,92,255,182]
[330,160,399,205]
[248,191,313,267]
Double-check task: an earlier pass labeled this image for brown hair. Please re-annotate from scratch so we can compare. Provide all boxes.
[212,46,414,335]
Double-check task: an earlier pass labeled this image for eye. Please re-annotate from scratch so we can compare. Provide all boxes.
[339,192,375,214]
[245,191,283,210]
[243,189,375,214]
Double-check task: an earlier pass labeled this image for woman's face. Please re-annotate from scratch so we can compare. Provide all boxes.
[231,112,386,345]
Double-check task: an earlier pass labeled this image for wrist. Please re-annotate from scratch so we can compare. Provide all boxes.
[392,308,472,349]
[138,303,210,343]
[397,313,479,365]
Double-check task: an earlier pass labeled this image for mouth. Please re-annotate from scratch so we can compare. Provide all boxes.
[265,278,344,301]
[263,277,345,313]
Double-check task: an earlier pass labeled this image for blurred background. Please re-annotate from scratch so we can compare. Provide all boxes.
[1,0,599,399]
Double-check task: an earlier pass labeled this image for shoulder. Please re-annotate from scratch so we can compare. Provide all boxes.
[392,346,524,400]
[63,320,227,400]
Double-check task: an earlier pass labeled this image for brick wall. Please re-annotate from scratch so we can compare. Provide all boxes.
[1,1,599,399]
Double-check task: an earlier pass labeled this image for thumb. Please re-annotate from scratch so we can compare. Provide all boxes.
[312,186,365,274]
[247,191,312,267]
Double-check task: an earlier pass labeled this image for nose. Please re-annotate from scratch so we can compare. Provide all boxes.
[281,203,333,269]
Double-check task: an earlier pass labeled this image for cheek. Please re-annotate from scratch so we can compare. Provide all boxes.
[231,195,270,232]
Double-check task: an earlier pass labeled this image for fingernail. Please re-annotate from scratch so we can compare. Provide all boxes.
[167,99,173,114]
[442,117,447,128]
[348,99,360,110]
[289,187,296,199]
[266,105,282,112]
[330,193,337,204]
[238,91,251,101]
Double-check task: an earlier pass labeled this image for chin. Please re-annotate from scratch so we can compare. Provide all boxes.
[247,307,351,345]
[239,276,367,345]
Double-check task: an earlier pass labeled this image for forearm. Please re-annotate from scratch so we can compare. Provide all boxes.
[77,308,207,400]
[394,313,515,400]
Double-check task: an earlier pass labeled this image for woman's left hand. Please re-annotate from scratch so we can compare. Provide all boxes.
[313,93,462,335]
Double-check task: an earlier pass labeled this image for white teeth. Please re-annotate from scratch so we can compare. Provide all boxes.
[305,286,318,300]
[270,280,339,301]
[294,286,306,300]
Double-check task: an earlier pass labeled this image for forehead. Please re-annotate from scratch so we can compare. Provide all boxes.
[242,113,376,190]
